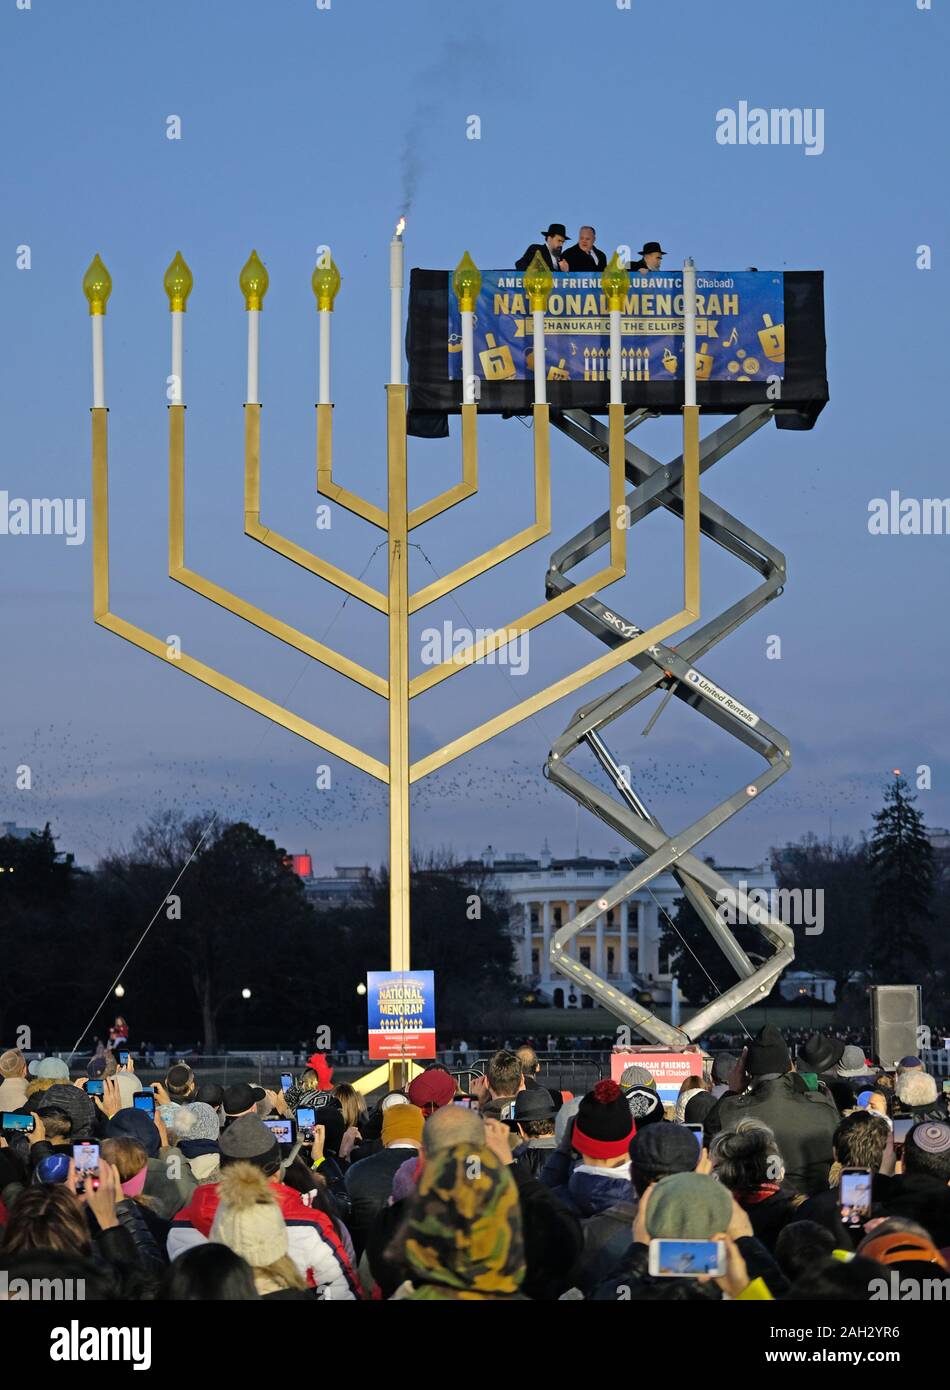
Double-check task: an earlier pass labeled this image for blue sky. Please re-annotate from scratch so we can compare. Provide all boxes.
[1,0,948,874]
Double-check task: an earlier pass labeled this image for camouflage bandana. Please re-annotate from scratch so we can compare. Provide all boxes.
[402,1142,526,1300]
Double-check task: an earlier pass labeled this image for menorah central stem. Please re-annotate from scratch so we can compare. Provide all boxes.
[387,385,411,979]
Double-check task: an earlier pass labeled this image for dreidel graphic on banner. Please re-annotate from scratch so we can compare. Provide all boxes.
[548,358,570,381]
[662,346,678,374]
[757,314,785,363]
[479,332,516,380]
[695,342,714,381]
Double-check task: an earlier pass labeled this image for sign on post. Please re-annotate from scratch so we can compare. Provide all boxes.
[367,970,436,1061]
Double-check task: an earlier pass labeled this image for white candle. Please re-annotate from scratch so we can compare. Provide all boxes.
[683,256,697,407]
[461,309,475,404]
[171,310,183,405]
[247,308,260,405]
[92,315,105,409]
[609,308,622,405]
[390,220,405,385]
[319,309,331,405]
[533,309,546,405]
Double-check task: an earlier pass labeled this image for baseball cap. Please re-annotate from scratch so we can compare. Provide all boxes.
[630,1123,700,1176]
[222,1082,266,1117]
[28,1057,69,1081]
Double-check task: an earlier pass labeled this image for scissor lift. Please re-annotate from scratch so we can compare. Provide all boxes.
[543,403,796,1046]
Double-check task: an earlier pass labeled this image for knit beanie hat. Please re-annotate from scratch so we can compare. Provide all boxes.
[746,1025,790,1077]
[573,1080,635,1158]
[173,1101,220,1143]
[645,1172,733,1238]
[620,1064,656,1092]
[211,1162,288,1268]
[382,1103,424,1147]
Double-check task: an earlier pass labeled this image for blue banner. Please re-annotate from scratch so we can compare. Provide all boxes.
[447,270,785,385]
[367,970,437,1060]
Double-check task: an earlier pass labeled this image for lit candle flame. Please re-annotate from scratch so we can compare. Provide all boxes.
[394,216,406,239]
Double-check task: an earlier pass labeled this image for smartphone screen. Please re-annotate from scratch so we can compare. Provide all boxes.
[685,1124,704,1152]
[264,1117,294,1144]
[1,1111,36,1133]
[649,1238,725,1278]
[942,1080,950,1096]
[280,1073,293,1092]
[119,1051,130,1065]
[85,1079,105,1097]
[133,1091,155,1115]
[73,1142,100,1172]
[296,1106,316,1137]
[838,1167,872,1227]
[893,1118,913,1146]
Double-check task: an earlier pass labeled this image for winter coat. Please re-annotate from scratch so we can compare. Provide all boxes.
[167,1179,362,1299]
[0,1076,28,1111]
[540,1148,632,1217]
[705,1072,840,1196]
[573,1199,638,1295]
[512,1137,557,1179]
[114,1198,170,1274]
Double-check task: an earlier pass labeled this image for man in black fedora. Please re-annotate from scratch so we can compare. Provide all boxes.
[630,240,667,273]
[516,222,570,273]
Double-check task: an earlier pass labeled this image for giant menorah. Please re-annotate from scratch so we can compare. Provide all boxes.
[83,240,709,1075]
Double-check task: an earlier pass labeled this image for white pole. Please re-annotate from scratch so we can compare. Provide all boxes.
[461,309,475,404]
[91,316,105,409]
[683,256,697,408]
[390,235,404,385]
[171,310,184,405]
[533,309,546,405]
[247,308,260,405]
[319,309,331,404]
[609,307,622,405]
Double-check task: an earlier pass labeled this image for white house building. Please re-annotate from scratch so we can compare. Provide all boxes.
[459,843,778,1009]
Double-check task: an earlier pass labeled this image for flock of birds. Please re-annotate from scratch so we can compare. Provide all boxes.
[0,717,883,869]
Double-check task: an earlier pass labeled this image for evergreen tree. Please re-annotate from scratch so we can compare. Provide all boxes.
[868,775,933,980]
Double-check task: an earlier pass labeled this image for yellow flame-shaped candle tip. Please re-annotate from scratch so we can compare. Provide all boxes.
[311,256,341,312]
[239,250,269,310]
[523,250,553,312]
[601,251,630,312]
[163,251,194,312]
[82,254,113,315]
[452,251,482,313]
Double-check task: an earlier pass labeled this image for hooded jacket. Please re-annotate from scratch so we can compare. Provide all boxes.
[167,1178,361,1299]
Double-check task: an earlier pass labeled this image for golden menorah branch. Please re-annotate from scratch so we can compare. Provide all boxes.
[409,403,701,782]
[91,406,389,783]
[407,403,479,530]
[407,404,551,614]
[167,404,387,698]
[316,404,388,531]
[245,405,389,614]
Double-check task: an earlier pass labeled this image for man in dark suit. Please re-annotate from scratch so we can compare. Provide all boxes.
[563,226,608,272]
[630,240,667,273]
[516,222,570,273]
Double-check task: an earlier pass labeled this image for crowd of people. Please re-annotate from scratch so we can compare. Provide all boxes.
[1,1026,948,1301]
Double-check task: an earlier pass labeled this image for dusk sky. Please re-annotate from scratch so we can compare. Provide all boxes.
[2,0,947,878]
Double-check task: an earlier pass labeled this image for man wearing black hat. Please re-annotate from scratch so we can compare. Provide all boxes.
[630,241,667,274]
[704,1025,840,1197]
[516,223,570,273]
[501,1088,557,1178]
